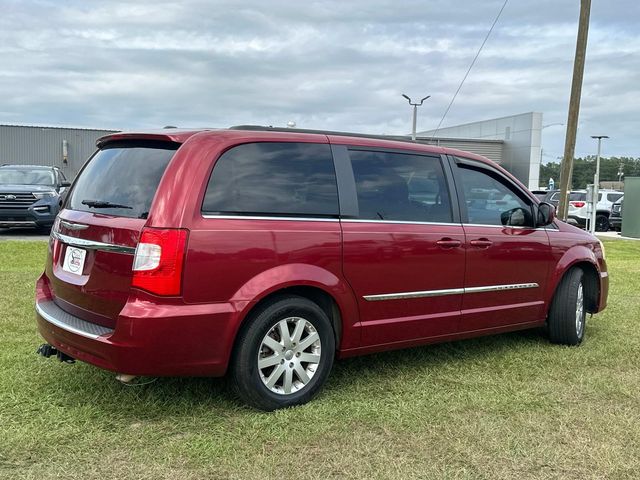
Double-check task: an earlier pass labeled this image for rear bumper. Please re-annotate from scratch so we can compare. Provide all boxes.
[35,273,238,377]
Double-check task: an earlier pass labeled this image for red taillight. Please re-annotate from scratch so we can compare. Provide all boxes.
[570,201,586,208]
[131,228,188,296]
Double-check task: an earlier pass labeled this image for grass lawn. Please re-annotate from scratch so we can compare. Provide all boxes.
[1,239,639,479]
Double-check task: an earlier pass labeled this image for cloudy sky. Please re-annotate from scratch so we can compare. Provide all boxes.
[1,0,639,159]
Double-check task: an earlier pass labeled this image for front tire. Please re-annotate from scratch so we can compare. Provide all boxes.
[595,214,609,232]
[231,295,335,411]
[548,268,586,345]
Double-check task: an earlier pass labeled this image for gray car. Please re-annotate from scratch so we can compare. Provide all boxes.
[0,165,70,231]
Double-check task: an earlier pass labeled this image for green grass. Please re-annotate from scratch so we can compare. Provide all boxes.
[1,239,639,479]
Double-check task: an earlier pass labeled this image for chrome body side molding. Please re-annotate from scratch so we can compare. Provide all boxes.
[364,283,539,301]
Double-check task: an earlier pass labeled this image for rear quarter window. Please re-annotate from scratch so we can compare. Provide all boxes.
[202,142,339,217]
[67,142,178,219]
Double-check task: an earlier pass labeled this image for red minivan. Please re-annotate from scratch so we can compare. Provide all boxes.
[35,126,609,410]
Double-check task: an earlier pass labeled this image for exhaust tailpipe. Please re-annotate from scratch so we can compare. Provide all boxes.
[116,373,137,384]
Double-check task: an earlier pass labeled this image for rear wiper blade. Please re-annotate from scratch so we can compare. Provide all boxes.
[81,199,133,209]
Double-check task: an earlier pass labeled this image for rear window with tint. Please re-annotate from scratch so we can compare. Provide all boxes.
[202,142,339,217]
[569,192,586,201]
[68,142,178,218]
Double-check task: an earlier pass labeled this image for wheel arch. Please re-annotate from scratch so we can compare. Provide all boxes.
[224,264,360,370]
[238,285,344,347]
[547,253,601,315]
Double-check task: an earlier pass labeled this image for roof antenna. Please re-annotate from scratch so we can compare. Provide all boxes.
[287,121,297,128]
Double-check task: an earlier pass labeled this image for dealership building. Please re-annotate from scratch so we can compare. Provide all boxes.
[1,112,543,188]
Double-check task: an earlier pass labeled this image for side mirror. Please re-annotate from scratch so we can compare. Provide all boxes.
[58,189,70,208]
[60,181,71,188]
[537,202,555,227]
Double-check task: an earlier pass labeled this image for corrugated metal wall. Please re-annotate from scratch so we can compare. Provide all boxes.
[0,125,118,179]
[382,134,504,164]
[420,138,504,164]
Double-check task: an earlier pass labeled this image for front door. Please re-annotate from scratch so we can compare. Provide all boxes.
[339,147,466,347]
[453,158,553,332]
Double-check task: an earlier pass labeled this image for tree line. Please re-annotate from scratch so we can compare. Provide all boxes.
[539,157,640,189]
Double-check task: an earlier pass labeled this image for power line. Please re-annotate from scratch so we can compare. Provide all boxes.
[430,0,509,140]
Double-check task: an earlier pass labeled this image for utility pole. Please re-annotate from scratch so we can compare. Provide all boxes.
[402,94,430,140]
[589,135,608,233]
[557,0,591,220]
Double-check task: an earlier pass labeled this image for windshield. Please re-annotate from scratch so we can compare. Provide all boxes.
[0,168,54,186]
[67,142,178,219]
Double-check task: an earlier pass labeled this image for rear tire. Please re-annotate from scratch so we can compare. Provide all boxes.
[231,295,335,411]
[548,268,586,346]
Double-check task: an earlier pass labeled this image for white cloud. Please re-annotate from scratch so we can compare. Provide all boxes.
[0,0,638,157]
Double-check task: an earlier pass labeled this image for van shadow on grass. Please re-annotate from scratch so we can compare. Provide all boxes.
[30,326,561,418]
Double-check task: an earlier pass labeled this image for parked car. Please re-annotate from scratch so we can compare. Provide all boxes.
[609,197,623,231]
[35,127,609,410]
[530,190,549,201]
[567,189,623,231]
[0,164,70,231]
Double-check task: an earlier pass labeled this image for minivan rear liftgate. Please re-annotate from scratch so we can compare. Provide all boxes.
[37,141,180,339]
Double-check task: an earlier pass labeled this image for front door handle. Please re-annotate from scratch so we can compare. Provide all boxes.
[436,238,462,249]
[470,238,493,248]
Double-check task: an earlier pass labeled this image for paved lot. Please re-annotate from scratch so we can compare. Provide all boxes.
[0,228,50,241]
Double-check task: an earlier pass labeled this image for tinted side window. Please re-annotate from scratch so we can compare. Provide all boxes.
[349,150,452,222]
[202,142,338,217]
[456,164,533,227]
[608,193,623,203]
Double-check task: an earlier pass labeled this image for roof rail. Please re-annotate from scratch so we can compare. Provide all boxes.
[229,125,431,145]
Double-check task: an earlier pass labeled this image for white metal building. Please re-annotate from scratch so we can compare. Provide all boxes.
[419,112,543,189]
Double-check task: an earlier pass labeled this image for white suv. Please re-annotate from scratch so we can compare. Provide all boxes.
[567,189,624,231]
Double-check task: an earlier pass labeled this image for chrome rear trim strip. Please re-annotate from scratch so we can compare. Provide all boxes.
[52,231,136,254]
[363,283,539,301]
[36,301,114,339]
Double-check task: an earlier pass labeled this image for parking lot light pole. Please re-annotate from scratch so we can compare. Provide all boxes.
[590,135,609,234]
[402,94,430,140]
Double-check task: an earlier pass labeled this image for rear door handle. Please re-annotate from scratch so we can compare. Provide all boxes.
[470,238,493,248]
[436,238,462,249]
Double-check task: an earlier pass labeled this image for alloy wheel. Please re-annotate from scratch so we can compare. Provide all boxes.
[257,317,322,395]
[575,283,585,337]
